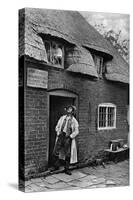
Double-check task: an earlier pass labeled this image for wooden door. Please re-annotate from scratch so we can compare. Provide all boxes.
[49,95,75,166]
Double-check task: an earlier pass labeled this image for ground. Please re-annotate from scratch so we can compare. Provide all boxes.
[24,160,129,192]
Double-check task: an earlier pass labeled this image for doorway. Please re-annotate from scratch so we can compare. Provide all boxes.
[49,94,76,166]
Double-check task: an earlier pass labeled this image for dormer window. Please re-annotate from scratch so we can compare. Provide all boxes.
[44,40,64,67]
[92,55,105,77]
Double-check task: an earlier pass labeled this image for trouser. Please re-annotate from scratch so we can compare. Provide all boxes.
[53,132,72,170]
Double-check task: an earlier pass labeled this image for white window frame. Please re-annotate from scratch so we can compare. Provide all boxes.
[98,103,116,130]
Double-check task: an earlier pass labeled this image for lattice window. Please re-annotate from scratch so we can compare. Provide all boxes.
[98,103,116,130]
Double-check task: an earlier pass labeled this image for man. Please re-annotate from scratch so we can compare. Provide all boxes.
[52,105,79,175]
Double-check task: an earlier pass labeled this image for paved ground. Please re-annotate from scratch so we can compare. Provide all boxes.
[25,160,129,192]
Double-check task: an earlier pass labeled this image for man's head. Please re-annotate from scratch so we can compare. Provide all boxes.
[65,105,76,116]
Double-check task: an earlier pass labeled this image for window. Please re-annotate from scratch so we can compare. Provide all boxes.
[44,40,64,67]
[98,103,116,130]
[93,55,105,76]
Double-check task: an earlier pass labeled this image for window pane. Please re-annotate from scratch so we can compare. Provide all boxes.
[95,57,101,74]
[99,106,106,127]
[94,56,103,75]
[51,42,63,66]
[45,41,51,62]
[44,40,64,67]
[107,107,115,127]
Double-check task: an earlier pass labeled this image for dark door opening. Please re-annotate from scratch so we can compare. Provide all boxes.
[49,95,75,167]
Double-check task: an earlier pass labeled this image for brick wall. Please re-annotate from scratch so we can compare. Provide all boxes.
[19,57,25,180]
[23,57,129,177]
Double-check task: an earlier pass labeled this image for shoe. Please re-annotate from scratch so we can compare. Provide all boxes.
[65,169,72,175]
[50,166,59,172]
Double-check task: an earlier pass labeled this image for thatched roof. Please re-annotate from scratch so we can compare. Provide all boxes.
[66,46,98,78]
[19,8,129,84]
[105,54,129,84]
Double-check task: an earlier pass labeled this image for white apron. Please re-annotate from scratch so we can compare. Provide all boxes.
[55,115,79,164]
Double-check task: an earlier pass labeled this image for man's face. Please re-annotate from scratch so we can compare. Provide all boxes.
[66,107,73,115]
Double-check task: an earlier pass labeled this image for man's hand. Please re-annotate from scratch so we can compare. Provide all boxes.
[69,135,72,139]
[66,135,72,140]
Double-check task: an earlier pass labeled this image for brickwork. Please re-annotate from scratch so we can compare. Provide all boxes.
[22,57,129,177]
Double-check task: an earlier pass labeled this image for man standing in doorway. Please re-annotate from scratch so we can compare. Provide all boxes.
[52,105,79,175]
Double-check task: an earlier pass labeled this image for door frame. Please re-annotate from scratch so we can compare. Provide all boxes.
[47,89,79,166]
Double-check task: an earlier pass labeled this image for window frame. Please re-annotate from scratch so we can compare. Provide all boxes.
[92,54,105,77]
[97,103,116,130]
[44,40,64,68]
